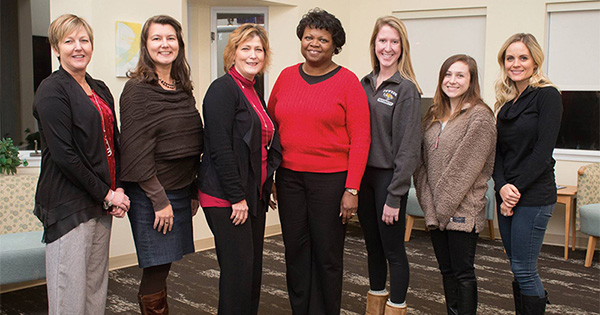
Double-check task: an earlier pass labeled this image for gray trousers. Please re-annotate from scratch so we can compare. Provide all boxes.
[46,215,112,315]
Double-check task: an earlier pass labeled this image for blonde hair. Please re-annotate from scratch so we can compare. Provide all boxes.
[369,16,422,94]
[223,24,271,75]
[494,33,557,112]
[48,14,94,55]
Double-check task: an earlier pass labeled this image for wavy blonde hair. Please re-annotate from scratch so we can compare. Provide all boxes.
[494,33,557,112]
[369,16,422,94]
[223,24,271,75]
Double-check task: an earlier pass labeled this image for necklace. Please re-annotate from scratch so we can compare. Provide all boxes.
[236,79,275,150]
[158,77,176,89]
[91,92,113,157]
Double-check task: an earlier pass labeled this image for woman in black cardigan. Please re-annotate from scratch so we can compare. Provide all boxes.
[198,24,281,315]
[493,33,562,315]
[33,14,129,315]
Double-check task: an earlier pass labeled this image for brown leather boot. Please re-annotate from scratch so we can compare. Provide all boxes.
[138,287,169,315]
[384,301,408,315]
[366,291,389,315]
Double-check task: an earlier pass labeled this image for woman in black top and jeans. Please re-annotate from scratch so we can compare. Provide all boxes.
[493,33,562,315]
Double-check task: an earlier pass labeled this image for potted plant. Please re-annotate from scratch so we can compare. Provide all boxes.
[0,138,28,175]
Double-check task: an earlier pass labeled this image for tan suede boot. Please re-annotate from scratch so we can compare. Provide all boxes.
[366,291,389,315]
[138,287,169,315]
[384,301,407,315]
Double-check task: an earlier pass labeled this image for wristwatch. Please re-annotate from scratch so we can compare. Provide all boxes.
[345,188,358,196]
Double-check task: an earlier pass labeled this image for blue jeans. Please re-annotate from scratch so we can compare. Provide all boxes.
[497,203,554,297]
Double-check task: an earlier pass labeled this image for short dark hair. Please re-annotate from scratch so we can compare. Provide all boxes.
[296,8,346,55]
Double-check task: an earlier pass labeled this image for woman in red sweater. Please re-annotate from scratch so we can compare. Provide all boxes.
[268,8,370,315]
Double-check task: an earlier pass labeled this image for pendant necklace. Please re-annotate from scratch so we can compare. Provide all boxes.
[91,92,113,157]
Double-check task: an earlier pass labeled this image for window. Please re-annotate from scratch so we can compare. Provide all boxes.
[547,4,600,161]
[396,8,486,98]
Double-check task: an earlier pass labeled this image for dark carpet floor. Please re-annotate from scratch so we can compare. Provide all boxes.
[1,221,599,314]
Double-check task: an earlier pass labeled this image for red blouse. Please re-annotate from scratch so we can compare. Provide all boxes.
[89,90,116,190]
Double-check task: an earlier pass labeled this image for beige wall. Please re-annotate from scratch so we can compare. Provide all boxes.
[46,0,598,266]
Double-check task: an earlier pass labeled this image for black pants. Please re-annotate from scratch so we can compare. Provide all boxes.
[357,166,409,303]
[430,228,478,282]
[276,167,347,315]
[203,204,266,315]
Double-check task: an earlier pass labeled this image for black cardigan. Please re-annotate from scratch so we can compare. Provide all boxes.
[198,73,282,216]
[493,86,562,206]
[33,67,120,243]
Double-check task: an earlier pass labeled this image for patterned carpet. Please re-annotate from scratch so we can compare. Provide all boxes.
[1,221,599,314]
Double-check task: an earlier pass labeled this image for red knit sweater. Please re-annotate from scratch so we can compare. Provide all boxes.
[268,64,370,189]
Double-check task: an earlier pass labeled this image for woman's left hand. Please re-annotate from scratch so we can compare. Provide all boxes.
[231,199,249,225]
[381,204,400,225]
[500,202,514,217]
[110,206,127,218]
[269,183,278,210]
[191,199,200,217]
[340,191,358,224]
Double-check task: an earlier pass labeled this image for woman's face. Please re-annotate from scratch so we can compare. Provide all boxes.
[504,41,535,90]
[300,26,335,67]
[55,27,92,76]
[146,23,179,69]
[234,35,265,81]
[441,61,470,102]
[375,24,401,71]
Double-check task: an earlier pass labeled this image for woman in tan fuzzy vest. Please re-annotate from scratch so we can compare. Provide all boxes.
[414,54,496,315]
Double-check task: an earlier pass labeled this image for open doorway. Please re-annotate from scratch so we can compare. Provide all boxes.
[210,7,268,97]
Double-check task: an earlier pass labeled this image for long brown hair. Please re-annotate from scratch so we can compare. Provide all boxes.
[369,16,422,94]
[423,54,486,128]
[128,15,193,93]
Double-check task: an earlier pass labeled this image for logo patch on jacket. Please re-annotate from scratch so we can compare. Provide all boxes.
[450,217,466,223]
[377,89,397,106]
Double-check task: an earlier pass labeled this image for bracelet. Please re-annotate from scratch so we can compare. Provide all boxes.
[103,190,115,210]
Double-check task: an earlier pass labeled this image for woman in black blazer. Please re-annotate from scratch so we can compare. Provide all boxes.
[197,24,281,315]
[33,14,129,315]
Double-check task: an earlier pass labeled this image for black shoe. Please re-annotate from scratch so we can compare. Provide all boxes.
[521,291,547,315]
[442,275,459,315]
[457,280,478,315]
[512,280,522,315]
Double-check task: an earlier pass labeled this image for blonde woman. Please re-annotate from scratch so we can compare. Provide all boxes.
[359,16,421,315]
[493,33,562,314]
[198,24,281,315]
[33,14,128,314]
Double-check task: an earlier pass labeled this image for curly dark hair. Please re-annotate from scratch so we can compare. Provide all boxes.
[296,8,346,55]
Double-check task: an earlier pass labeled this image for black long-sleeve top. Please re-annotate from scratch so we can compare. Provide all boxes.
[33,66,120,243]
[493,86,562,206]
[198,74,282,216]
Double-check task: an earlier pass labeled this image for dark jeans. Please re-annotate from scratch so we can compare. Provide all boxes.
[358,166,409,303]
[276,167,347,315]
[430,229,479,282]
[497,203,554,297]
[203,204,267,315]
